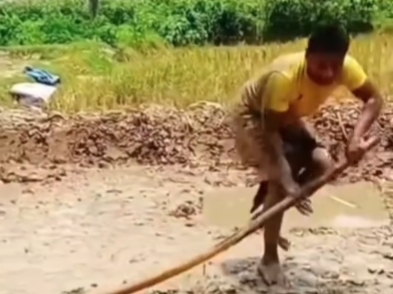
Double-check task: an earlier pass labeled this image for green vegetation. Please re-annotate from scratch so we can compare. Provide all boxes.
[0,0,392,113]
[0,0,393,47]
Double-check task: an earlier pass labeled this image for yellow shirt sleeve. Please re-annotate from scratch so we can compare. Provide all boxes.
[341,55,368,91]
[263,72,292,113]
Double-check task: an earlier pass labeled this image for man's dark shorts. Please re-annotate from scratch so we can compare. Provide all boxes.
[232,108,325,177]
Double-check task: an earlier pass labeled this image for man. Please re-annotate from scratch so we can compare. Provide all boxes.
[232,24,383,285]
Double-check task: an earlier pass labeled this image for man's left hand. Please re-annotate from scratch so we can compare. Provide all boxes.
[346,137,367,164]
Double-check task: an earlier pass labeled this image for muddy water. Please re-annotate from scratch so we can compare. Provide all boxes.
[203,181,389,231]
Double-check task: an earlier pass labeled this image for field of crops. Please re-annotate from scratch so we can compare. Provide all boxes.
[0,0,392,112]
[0,33,390,112]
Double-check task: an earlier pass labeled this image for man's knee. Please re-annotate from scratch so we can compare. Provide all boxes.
[312,147,334,173]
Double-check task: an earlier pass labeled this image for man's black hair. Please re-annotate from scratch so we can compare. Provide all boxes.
[307,23,350,55]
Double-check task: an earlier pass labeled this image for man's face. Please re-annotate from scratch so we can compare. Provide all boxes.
[305,52,345,85]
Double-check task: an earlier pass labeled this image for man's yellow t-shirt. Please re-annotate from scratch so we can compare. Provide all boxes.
[242,52,367,118]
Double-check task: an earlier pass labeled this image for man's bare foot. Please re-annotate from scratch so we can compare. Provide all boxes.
[278,236,290,251]
[295,198,313,216]
[257,260,288,286]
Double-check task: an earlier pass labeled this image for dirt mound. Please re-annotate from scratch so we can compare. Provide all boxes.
[312,101,393,182]
[0,101,392,183]
[0,104,234,168]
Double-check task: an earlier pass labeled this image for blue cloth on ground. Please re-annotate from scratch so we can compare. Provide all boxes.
[24,66,61,86]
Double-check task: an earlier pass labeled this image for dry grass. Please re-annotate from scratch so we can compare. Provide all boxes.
[0,33,392,113]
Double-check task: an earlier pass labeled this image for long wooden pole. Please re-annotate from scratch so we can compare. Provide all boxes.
[101,137,379,294]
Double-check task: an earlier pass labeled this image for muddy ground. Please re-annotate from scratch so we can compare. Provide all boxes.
[1,101,393,294]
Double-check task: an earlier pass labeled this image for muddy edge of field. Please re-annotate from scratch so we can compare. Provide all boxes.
[1,100,392,183]
[1,100,393,294]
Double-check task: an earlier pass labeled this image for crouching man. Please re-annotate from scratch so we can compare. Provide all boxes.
[232,24,383,285]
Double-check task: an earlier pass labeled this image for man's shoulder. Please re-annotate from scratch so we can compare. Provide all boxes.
[343,54,363,70]
[339,54,367,90]
[243,51,304,91]
[270,52,305,70]
[344,53,359,62]
[266,51,305,82]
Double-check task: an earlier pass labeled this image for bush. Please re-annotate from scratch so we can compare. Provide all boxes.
[0,0,391,47]
[0,0,263,46]
[263,0,378,41]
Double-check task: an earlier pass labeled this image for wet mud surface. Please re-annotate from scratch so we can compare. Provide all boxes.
[1,166,393,294]
[0,101,393,294]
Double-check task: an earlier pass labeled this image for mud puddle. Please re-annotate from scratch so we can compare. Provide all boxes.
[203,181,389,230]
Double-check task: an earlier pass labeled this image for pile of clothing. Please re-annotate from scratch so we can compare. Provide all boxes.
[9,66,61,111]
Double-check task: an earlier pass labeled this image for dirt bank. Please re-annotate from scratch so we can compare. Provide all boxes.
[1,102,393,294]
[0,101,392,183]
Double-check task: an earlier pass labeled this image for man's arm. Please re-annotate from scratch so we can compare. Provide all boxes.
[342,56,384,141]
[260,73,298,195]
[261,111,299,196]
[350,79,383,141]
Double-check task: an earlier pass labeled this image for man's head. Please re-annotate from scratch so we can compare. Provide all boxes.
[305,24,350,85]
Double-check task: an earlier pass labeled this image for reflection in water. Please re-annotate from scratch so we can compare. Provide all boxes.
[203,182,389,230]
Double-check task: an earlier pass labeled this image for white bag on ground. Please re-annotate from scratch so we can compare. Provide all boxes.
[9,82,58,109]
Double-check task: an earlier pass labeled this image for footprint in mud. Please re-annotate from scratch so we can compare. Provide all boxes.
[219,256,363,294]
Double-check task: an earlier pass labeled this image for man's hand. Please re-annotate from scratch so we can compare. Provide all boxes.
[281,178,313,216]
[349,79,383,159]
[295,198,313,216]
[346,136,367,164]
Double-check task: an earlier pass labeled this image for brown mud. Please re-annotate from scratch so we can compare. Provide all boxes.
[1,100,393,294]
[0,100,392,183]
